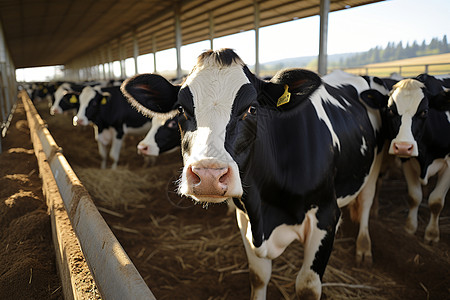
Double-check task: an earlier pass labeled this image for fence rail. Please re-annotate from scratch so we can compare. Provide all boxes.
[341,62,450,77]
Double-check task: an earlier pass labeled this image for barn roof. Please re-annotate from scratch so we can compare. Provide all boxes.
[0,0,384,69]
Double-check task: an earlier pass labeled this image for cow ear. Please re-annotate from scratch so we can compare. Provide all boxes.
[429,90,450,111]
[260,68,322,111]
[121,73,180,118]
[360,89,389,109]
[416,73,443,96]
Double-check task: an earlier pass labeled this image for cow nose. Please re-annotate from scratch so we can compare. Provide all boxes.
[393,142,414,157]
[137,144,149,155]
[187,166,230,197]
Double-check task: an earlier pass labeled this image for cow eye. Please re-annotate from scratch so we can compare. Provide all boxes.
[419,109,428,119]
[178,106,184,114]
[248,106,257,115]
[167,120,177,128]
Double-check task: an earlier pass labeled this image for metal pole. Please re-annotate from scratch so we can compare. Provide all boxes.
[152,35,157,73]
[209,12,214,50]
[133,29,139,74]
[254,0,260,76]
[318,0,329,76]
[175,3,182,79]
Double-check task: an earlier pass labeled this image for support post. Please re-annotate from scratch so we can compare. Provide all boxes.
[209,12,214,50]
[133,29,139,75]
[318,0,330,76]
[175,3,182,79]
[254,0,260,76]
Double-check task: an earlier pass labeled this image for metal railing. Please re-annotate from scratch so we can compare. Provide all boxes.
[340,62,450,77]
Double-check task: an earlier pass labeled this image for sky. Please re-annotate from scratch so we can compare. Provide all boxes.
[16,0,450,81]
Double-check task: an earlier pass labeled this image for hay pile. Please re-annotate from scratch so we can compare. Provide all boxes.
[73,167,168,209]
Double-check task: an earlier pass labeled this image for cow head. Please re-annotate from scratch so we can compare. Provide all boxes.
[73,85,106,126]
[50,82,72,115]
[122,48,321,204]
[58,92,80,112]
[361,75,450,158]
[137,116,180,156]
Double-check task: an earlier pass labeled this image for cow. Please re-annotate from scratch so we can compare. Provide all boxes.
[50,82,86,115]
[361,74,450,244]
[137,115,180,156]
[74,85,151,169]
[121,49,385,300]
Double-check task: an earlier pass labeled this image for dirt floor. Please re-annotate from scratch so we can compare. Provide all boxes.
[1,97,449,299]
[0,101,63,299]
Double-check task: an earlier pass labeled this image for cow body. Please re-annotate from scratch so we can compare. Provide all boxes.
[361,74,450,243]
[121,49,384,299]
[75,85,151,169]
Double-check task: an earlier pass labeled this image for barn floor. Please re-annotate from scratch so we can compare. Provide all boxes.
[1,97,449,299]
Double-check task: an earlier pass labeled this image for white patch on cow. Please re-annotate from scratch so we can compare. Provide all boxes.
[75,86,98,126]
[50,82,71,114]
[178,61,246,201]
[309,86,342,150]
[445,111,450,123]
[324,70,384,133]
[388,79,424,156]
[360,136,368,155]
[421,156,449,185]
[242,207,326,261]
[96,127,115,146]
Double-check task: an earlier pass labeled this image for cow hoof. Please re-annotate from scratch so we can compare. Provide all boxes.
[356,252,373,267]
[424,228,439,244]
[404,222,417,235]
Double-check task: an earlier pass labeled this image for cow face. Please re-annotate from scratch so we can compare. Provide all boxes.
[50,82,72,115]
[138,116,180,156]
[386,79,427,157]
[58,92,80,112]
[122,49,320,204]
[74,85,103,126]
[361,75,450,158]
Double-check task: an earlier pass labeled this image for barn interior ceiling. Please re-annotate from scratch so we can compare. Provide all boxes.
[0,0,383,69]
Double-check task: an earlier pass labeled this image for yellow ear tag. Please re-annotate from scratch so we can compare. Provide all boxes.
[101,97,107,105]
[277,85,291,107]
[69,95,78,103]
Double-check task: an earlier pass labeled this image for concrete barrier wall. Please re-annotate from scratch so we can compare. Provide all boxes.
[21,91,156,300]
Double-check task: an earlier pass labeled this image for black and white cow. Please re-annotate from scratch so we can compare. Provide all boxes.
[137,115,180,156]
[74,85,152,169]
[121,49,385,299]
[361,74,450,244]
[50,82,86,115]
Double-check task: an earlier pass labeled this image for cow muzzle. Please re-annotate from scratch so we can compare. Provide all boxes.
[181,160,242,203]
[389,141,417,157]
[137,143,159,156]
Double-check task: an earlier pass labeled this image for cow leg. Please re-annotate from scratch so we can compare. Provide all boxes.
[236,209,271,300]
[296,205,339,300]
[402,160,422,235]
[356,151,384,266]
[109,136,123,170]
[97,141,108,169]
[424,165,450,243]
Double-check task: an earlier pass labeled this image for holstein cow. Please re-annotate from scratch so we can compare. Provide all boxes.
[137,115,180,156]
[50,82,85,115]
[121,49,384,299]
[74,85,151,169]
[361,74,450,244]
